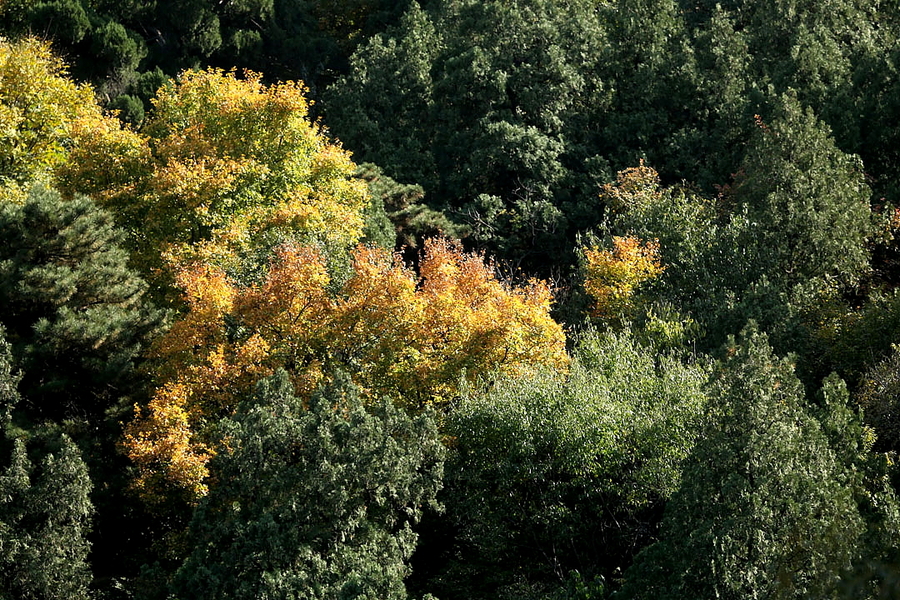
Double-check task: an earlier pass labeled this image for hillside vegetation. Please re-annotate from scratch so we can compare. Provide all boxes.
[2,1,900,598]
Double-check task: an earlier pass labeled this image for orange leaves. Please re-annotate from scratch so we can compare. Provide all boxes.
[416,239,566,396]
[126,238,568,501]
[584,236,665,321]
[240,245,332,325]
[123,382,213,501]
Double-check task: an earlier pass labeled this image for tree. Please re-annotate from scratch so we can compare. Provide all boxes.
[617,326,868,600]
[0,435,94,600]
[0,37,119,202]
[600,0,697,178]
[0,328,94,600]
[171,370,444,600]
[124,238,567,501]
[326,0,611,270]
[0,185,161,421]
[856,347,900,453]
[732,97,872,292]
[601,96,874,354]
[60,67,370,288]
[582,235,664,323]
[353,162,465,256]
[427,329,708,600]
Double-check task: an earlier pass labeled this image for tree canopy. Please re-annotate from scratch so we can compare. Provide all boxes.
[3,2,900,598]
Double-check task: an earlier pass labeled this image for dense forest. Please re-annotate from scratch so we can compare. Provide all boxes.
[3,0,900,598]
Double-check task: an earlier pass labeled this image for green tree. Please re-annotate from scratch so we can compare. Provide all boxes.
[327,0,611,270]
[0,185,161,421]
[814,374,900,599]
[603,96,873,354]
[0,329,94,600]
[600,0,697,177]
[616,326,869,600]
[0,435,94,600]
[90,20,148,79]
[326,2,441,193]
[353,162,465,255]
[732,96,872,292]
[426,329,708,600]
[172,370,445,599]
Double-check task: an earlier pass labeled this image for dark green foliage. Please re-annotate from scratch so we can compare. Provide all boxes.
[606,97,873,355]
[0,185,161,421]
[327,3,440,191]
[0,341,93,600]
[713,96,872,355]
[327,0,611,270]
[846,29,900,203]
[0,329,19,425]
[91,20,148,79]
[857,348,900,453]
[0,434,94,600]
[616,327,882,600]
[0,0,410,112]
[172,370,445,599]
[28,0,91,46]
[427,330,708,599]
[601,0,699,177]
[354,162,465,254]
[732,96,872,291]
[109,93,146,126]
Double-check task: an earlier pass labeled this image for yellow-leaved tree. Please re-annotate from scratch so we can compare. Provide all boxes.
[0,37,131,202]
[124,238,568,501]
[583,235,665,323]
[58,67,369,285]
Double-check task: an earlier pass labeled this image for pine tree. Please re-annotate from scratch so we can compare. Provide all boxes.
[617,326,866,599]
[0,184,161,421]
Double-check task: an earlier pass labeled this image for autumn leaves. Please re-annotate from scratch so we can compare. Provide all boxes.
[55,62,571,501]
[125,239,569,500]
[1,37,656,506]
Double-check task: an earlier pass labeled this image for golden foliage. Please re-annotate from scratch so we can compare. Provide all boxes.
[125,239,568,501]
[0,37,123,200]
[59,68,369,284]
[584,235,665,321]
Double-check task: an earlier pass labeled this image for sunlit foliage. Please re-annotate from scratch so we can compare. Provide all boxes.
[59,67,369,284]
[124,238,567,501]
[583,235,665,322]
[0,37,121,202]
[433,329,709,598]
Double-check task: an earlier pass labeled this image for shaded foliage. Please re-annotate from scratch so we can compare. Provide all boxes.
[327,0,611,271]
[0,185,161,421]
[0,332,94,600]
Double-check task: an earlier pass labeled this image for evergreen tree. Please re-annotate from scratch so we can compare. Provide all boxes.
[0,328,94,600]
[617,326,870,599]
[327,0,610,271]
[731,96,872,293]
[0,184,161,421]
[172,370,445,599]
